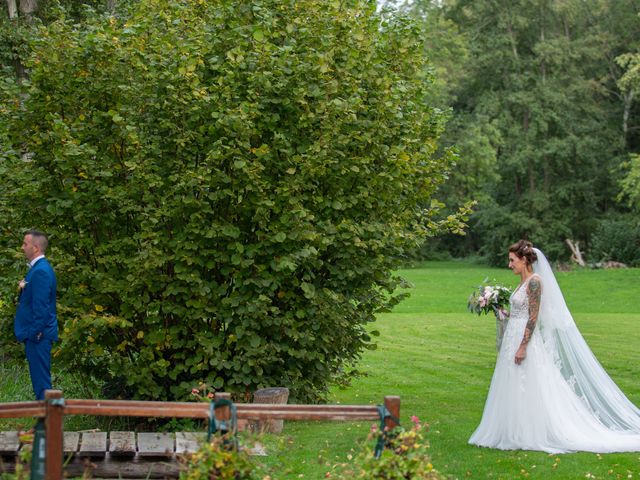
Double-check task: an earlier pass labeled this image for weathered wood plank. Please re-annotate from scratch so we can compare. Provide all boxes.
[63,432,80,454]
[1,456,182,478]
[0,406,45,419]
[137,432,174,457]
[175,432,205,455]
[78,432,107,457]
[63,399,380,420]
[232,410,379,420]
[0,431,19,455]
[64,401,208,419]
[109,431,136,457]
[68,456,181,479]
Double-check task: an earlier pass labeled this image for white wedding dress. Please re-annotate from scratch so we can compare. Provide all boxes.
[469,249,640,453]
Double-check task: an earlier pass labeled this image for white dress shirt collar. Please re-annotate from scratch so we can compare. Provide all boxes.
[29,255,45,268]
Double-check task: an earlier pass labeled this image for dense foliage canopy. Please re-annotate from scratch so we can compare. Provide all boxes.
[0,0,465,400]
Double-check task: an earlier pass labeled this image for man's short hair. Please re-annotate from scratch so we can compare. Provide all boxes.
[25,229,49,253]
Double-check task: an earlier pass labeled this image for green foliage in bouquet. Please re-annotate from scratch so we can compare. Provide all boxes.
[0,0,468,401]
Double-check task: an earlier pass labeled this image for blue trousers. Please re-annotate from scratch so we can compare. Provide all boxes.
[24,339,52,401]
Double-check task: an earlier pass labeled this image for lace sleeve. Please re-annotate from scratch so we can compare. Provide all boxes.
[520,275,542,346]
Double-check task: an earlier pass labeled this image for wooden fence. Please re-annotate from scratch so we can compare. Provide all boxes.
[0,390,400,480]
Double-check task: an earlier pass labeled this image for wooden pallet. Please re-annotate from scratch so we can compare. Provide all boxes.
[0,431,207,478]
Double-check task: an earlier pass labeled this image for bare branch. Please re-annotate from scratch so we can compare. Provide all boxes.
[565,239,586,267]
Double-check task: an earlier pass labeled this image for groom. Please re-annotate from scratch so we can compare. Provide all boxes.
[14,230,58,400]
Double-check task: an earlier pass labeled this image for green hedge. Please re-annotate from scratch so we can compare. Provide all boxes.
[590,214,640,266]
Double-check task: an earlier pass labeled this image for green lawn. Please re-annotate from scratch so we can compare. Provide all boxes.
[259,261,640,479]
[2,261,640,479]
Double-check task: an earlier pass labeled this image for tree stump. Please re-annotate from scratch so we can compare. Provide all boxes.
[252,388,289,434]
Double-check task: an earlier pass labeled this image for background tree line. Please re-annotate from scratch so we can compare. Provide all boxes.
[388,0,640,265]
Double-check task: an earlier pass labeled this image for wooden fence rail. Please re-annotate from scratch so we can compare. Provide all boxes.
[0,390,400,480]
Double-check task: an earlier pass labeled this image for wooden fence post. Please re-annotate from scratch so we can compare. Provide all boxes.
[213,392,231,425]
[44,390,64,480]
[383,396,400,431]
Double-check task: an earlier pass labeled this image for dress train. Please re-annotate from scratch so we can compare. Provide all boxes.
[469,251,640,453]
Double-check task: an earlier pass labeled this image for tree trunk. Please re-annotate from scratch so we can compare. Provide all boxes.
[505,5,520,65]
[523,108,535,193]
[107,0,116,13]
[506,21,519,63]
[251,388,289,433]
[562,16,570,39]
[622,90,633,146]
[528,159,535,194]
[6,0,18,19]
[18,0,37,21]
[6,0,28,80]
[539,3,546,83]
[543,156,550,193]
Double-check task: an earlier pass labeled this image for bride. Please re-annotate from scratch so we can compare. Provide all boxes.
[469,239,640,453]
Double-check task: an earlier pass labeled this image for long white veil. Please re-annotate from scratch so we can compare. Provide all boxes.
[533,248,640,431]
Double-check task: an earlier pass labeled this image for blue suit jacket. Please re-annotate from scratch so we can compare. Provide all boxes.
[14,258,58,343]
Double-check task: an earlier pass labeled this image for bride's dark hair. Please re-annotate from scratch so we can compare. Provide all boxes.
[509,239,538,265]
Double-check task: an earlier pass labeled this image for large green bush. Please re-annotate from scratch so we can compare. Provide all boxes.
[1,0,464,401]
[590,214,640,266]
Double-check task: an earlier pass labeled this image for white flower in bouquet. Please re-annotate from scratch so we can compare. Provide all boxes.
[468,280,512,318]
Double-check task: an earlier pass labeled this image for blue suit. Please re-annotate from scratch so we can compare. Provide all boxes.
[14,257,58,400]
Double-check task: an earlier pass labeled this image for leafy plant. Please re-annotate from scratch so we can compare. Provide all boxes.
[619,153,640,213]
[590,214,640,266]
[1,0,465,402]
[331,417,444,479]
[178,437,264,480]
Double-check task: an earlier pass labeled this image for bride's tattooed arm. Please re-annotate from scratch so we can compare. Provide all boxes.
[521,276,542,346]
[514,275,542,365]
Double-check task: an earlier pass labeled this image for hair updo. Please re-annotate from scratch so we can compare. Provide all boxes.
[508,239,538,265]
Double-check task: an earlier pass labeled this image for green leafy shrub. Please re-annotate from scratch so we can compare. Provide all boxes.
[1,0,465,401]
[331,417,444,479]
[619,153,640,212]
[590,214,640,266]
[0,70,24,362]
[178,437,263,480]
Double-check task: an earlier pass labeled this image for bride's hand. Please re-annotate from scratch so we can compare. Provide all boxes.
[515,345,527,365]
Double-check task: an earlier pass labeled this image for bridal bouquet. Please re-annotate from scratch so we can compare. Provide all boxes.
[467,280,511,320]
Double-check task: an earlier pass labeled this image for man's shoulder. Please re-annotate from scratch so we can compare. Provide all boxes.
[32,258,55,275]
